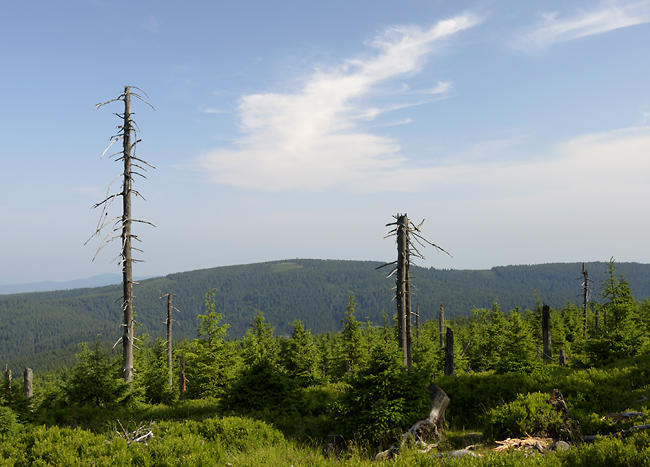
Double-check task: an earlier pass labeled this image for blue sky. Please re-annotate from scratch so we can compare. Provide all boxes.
[1,0,650,283]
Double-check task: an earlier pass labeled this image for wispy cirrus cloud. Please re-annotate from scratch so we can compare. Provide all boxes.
[196,14,479,192]
[515,0,650,51]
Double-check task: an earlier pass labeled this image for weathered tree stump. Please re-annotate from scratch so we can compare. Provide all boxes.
[23,367,33,399]
[427,383,450,427]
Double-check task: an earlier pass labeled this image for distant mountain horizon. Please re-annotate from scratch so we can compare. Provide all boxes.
[3,258,650,372]
[2,258,649,295]
[0,273,155,295]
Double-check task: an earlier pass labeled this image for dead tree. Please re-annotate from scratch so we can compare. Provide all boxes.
[23,367,33,400]
[161,293,179,387]
[179,354,187,400]
[415,303,420,347]
[86,86,155,383]
[378,213,451,367]
[580,263,593,336]
[444,327,454,376]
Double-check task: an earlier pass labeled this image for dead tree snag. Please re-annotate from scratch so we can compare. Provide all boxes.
[378,213,451,367]
[161,293,179,387]
[580,263,593,336]
[86,86,155,383]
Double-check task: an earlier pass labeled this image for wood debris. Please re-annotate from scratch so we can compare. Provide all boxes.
[116,420,157,445]
[548,389,568,415]
[494,437,553,453]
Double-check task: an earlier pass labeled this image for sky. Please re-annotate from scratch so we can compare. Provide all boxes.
[1,0,649,284]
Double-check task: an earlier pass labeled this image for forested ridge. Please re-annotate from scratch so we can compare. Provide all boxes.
[2,259,650,370]
[4,258,650,465]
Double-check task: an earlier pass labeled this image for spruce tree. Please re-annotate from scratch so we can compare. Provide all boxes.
[589,258,646,363]
[338,293,367,375]
[185,289,239,398]
[281,320,321,386]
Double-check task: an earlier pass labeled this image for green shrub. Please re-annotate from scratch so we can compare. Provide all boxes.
[194,416,286,452]
[483,392,571,440]
[333,342,431,446]
[220,360,294,413]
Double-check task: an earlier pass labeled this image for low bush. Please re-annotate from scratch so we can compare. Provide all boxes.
[483,392,574,440]
[333,342,432,446]
[193,416,286,452]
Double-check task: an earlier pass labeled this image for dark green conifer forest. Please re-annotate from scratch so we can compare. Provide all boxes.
[3,257,650,465]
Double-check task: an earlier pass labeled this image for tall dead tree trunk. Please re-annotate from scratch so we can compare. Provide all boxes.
[397,214,409,366]
[444,327,454,376]
[581,263,591,337]
[87,86,155,383]
[415,303,420,348]
[406,246,413,367]
[162,293,177,387]
[378,213,451,368]
[121,88,135,382]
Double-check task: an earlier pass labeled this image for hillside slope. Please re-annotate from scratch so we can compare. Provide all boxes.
[2,259,650,368]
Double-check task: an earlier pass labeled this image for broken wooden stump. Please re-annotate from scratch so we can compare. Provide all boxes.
[548,389,568,416]
[427,383,450,428]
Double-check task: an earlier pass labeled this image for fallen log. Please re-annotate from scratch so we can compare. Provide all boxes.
[604,412,644,423]
[584,423,650,442]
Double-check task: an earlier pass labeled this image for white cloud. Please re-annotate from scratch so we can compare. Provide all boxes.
[428,81,453,94]
[353,126,650,201]
[196,14,479,192]
[516,0,650,50]
[201,107,227,114]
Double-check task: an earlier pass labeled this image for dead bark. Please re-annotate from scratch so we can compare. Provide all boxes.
[162,293,177,387]
[415,303,420,347]
[23,367,33,400]
[378,214,451,368]
[179,354,186,400]
[581,263,590,337]
[445,327,454,376]
[427,383,451,427]
[397,214,409,366]
[88,86,155,383]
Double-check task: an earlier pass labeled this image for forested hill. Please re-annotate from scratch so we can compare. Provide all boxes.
[3,259,650,368]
